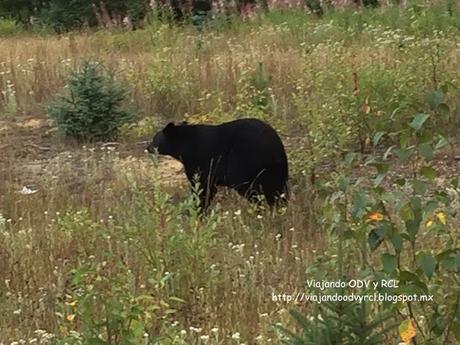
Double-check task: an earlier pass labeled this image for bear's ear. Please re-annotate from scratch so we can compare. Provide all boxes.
[163,122,175,135]
[180,121,188,126]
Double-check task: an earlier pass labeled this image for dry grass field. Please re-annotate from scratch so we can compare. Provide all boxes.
[1,3,460,345]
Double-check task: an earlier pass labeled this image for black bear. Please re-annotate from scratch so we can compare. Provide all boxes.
[147,118,288,210]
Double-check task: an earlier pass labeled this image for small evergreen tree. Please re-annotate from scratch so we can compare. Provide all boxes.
[277,301,397,345]
[47,61,133,142]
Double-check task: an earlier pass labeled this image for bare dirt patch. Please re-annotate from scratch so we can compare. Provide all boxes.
[0,116,188,194]
[1,115,459,197]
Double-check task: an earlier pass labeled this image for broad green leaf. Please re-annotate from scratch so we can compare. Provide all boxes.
[405,219,421,240]
[368,227,386,251]
[412,180,426,195]
[425,90,444,110]
[420,166,437,180]
[419,142,434,160]
[417,252,436,278]
[409,113,430,130]
[440,255,456,270]
[381,253,397,273]
[410,196,422,212]
[395,148,412,161]
[399,202,414,221]
[351,191,368,220]
[425,201,439,214]
[399,270,428,293]
[391,233,403,254]
[436,249,459,270]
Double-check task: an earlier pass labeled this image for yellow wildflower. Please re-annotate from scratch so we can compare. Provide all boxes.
[436,212,446,225]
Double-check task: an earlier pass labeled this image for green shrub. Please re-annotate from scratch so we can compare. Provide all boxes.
[47,60,134,142]
[0,18,21,35]
[303,89,460,345]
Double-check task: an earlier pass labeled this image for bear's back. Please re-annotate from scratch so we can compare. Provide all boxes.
[217,118,287,163]
[178,118,287,170]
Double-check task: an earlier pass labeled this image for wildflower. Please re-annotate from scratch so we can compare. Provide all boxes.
[67,300,77,307]
[436,212,446,225]
[231,332,240,340]
[19,186,38,195]
[66,314,75,322]
[367,212,384,222]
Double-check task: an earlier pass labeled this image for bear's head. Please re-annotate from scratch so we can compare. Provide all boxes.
[147,122,188,159]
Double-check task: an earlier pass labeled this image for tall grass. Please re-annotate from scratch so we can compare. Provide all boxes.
[0,3,460,344]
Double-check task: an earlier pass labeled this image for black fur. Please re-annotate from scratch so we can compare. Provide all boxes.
[147,118,289,210]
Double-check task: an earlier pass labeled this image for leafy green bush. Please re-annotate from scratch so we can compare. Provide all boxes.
[297,89,460,345]
[47,61,134,142]
[0,18,21,35]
